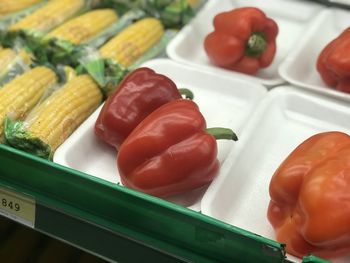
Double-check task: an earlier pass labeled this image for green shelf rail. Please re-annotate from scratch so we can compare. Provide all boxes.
[0,144,329,263]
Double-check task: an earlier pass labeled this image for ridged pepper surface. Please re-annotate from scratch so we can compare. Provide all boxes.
[204,7,278,75]
[268,131,350,259]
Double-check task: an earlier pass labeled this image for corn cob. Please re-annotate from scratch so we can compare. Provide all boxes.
[0,48,17,75]
[0,0,43,16]
[45,9,119,45]
[5,75,102,159]
[9,0,85,34]
[187,0,200,7]
[0,67,57,140]
[99,17,164,67]
[0,48,32,77]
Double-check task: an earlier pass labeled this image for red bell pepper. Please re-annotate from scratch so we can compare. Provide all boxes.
[317,27,350,93]
[117,99,237,197]
[268,131,350,259]
[204,7,278,75]
[94,67,193,149]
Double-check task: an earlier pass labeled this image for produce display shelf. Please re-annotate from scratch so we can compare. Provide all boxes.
[0,144,325,263]
[0,0,346,262]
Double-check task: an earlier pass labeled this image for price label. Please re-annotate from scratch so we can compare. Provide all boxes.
[0,187,35,228]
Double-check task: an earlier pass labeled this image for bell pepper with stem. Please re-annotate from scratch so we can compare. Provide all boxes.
[117,99,238,197]
[317,27,350,93]
[204,7,278,75]
[94,67,193,149]
[268,131,350,259]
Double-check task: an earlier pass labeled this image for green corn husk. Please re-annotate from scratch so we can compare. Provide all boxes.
[79,57,128,97]
[98,0,207,28]
[5,116,52,159]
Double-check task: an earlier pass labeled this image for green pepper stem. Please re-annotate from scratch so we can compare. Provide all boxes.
[178,88,194,100]
[246,33,267,57]
[206,127,238,141]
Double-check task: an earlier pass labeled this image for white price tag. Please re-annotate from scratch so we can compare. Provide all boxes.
[0,187,36,228]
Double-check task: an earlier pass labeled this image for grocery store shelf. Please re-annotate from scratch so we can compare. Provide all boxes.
[0,144,287,263]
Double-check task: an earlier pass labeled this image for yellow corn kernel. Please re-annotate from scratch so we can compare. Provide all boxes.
[18,48,33,65]
[99,17,164,67]
[187,0,200,7]
[0,0,43,16]
[26,75,102,153]
[9,0,85,34]
[0,67,57,139]
[0,48,17,75]
[45,9,118,45]
[0,49,32,77]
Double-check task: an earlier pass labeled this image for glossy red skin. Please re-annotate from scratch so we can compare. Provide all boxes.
[204,7,278,75]
[317,27,350,93]
[117,99,219,197]
[94,67,181,149]
[268,132,350,259]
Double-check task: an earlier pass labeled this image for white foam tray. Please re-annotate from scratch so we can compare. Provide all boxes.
[201,86,350,263]
[53,58,267,211]
[279,8,350,101]
[166,0,324,87]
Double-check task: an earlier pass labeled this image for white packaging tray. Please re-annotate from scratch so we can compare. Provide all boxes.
[166,0,324,87]
[201,86,350,263]
[53,59,267,211]
[279,8,350,101]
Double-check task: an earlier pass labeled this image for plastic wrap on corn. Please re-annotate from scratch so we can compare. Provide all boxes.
[36,8,119,66]
[10,0,87,34]
[98,0,207,28]
[0,0,44,17]
[3,0,99,51]
[0,0,47,29]
[5,74,103,159]
[0,47,33,86]
[100,17,164,67]
[45,9,119,45]
[81,17,178,95]
[0,66,58,142]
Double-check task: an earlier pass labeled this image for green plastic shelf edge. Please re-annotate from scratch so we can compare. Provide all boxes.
[0,144,327,263]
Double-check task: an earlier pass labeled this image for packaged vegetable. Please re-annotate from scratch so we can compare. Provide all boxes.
[0,66,58,142]
[317,27,350,93]
[117,99,237,197]
[0,0,44,17]
[0,47,32,86]
[99,17,164,68]
[82,17,176,95]
[8,0,93,34]
[36,9,147,67]
[268,131,350,259]
[37,8,119,66]
[95,67,193,149]
[98,0,206,28]
[0,0,47,28]
[5,74,103,160]
[3,0,99,50]
[204,7,278,75]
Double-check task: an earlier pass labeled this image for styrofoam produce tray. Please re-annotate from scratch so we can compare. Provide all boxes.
[166,0,325,87]
[201,86,350,263]
[53,58,267,211]
[279,8,350,101]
